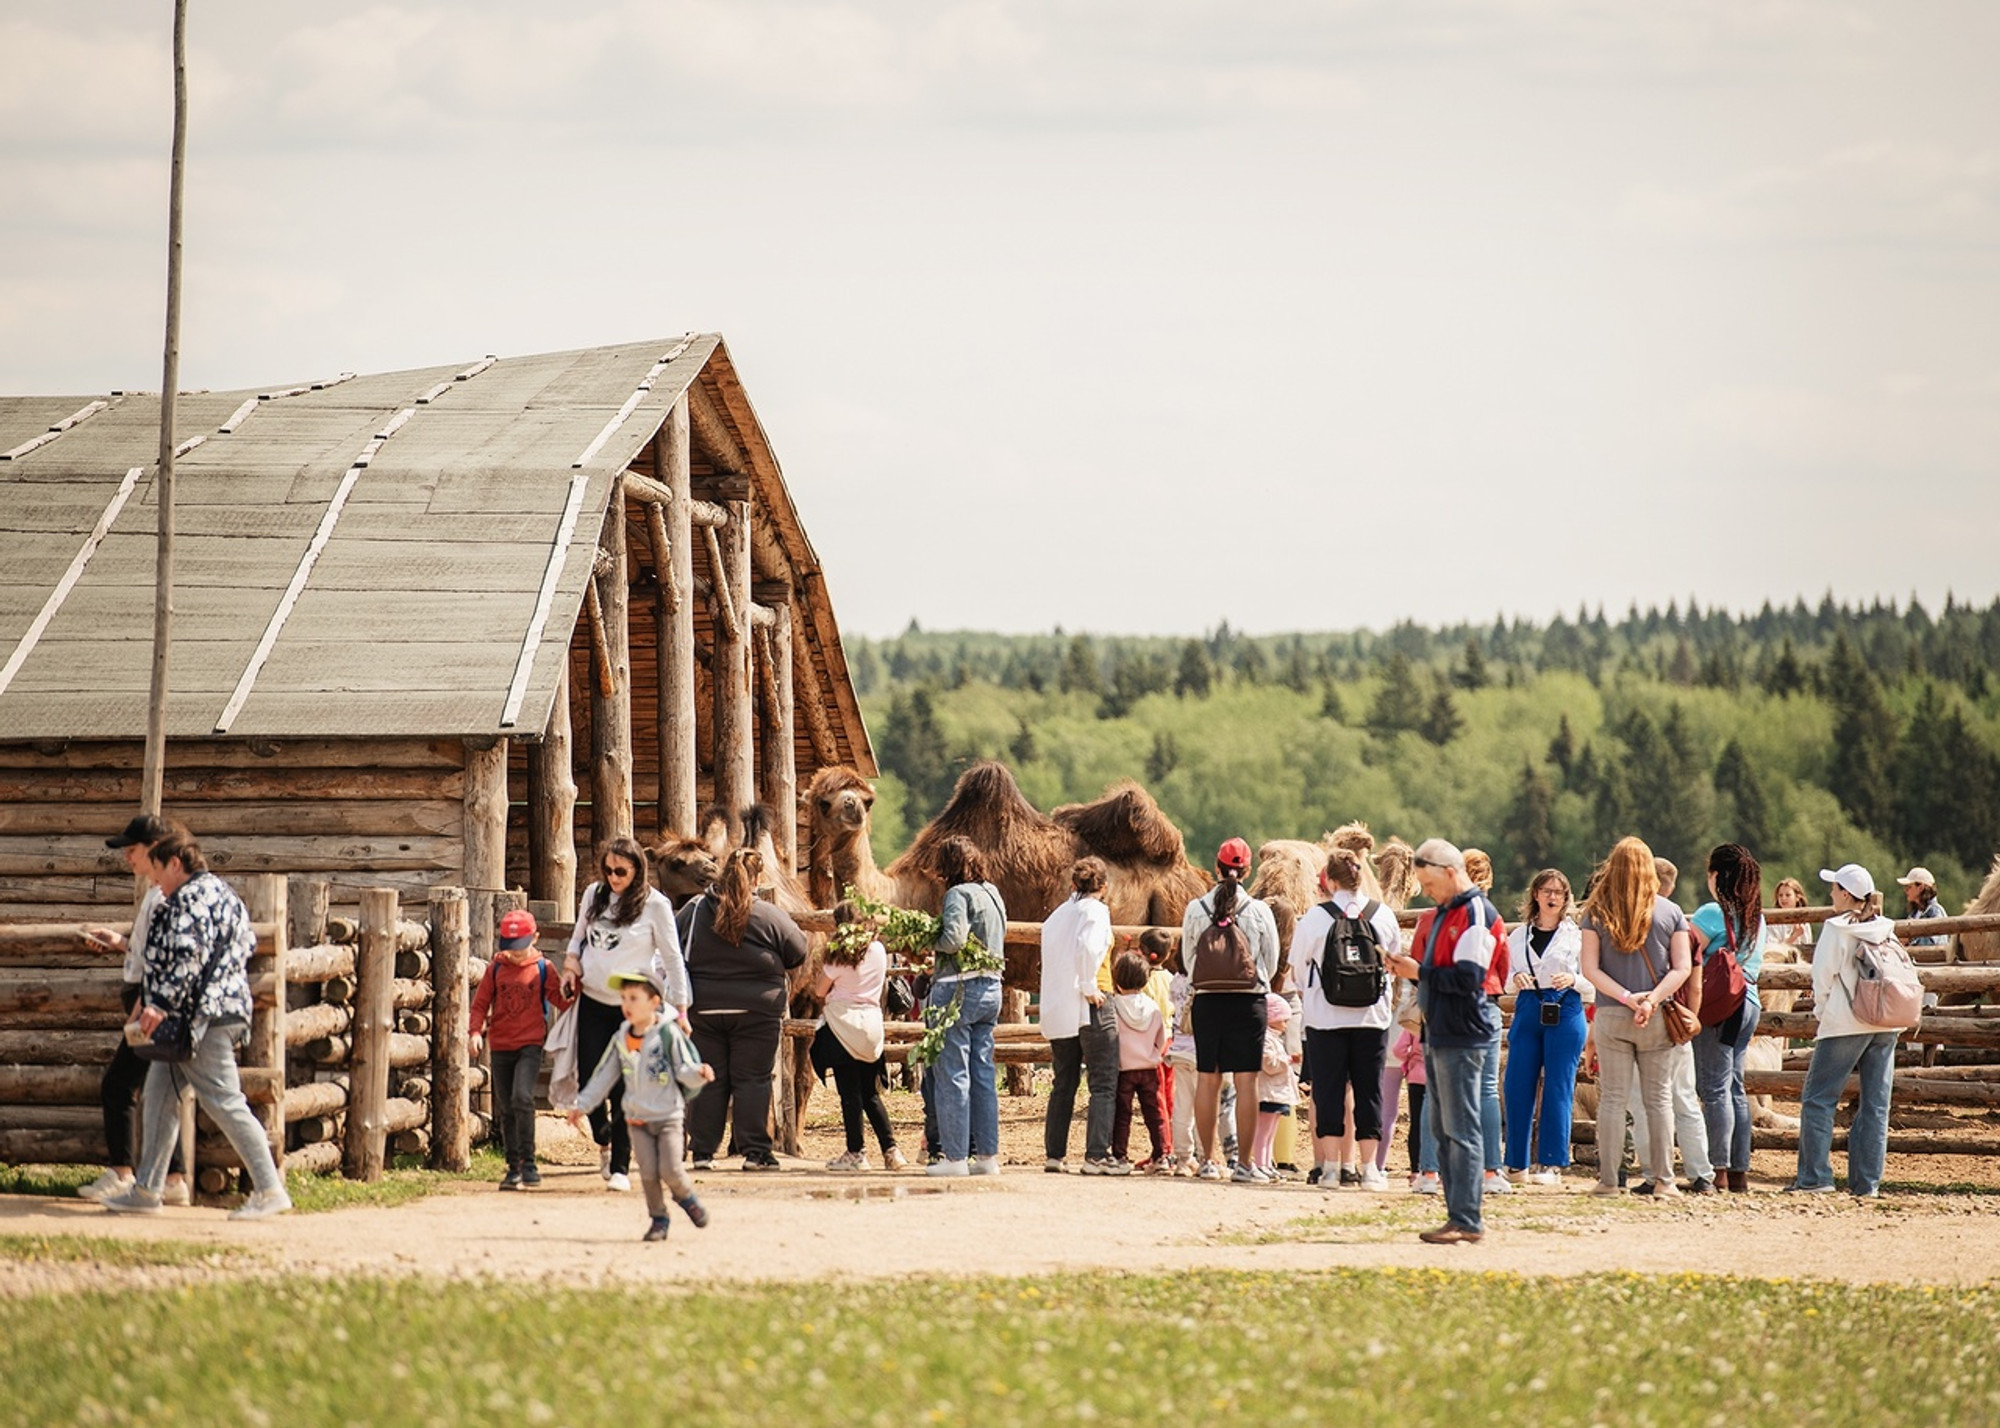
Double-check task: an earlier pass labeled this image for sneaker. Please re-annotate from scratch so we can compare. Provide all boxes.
[742,1153,781,1173]
[1198,1161,1223,1181]
[1146,1159,1173,1176]
[884,1148,910,1172]
[101,1185,163,1216]
[1359,1166,1390,1192]
[926,1158,970,1178]
[1853,1188,1881,1200]
[676,1194,709,1228]
[970,1156,1001,1177]
[1418,1223,1483,1245]
[1687,1176,1718,1196]
[77,1169,133,1202]
[1505,1168,1529,1186]
[519,1163,542,1188]
[1783,1182,1836,1195]
[826,1151,867,1172]
[1483,1170,1513,1194]
[692,1157,716,1172]
[1045,1158,1068,1174]
[607,1172,632,1193]
[1652,1182,1683,1199]
[1306,1164,1323,1186]
[643,1217,671,1242]
[1631,1181,1657,1197]
[1179,1159,1201,1178]
[228,1188,293,1221]
[1339,1164,1361,1187]
[1231,1164,1261,1184]
[599,1145,614,1182]
[1530,1168,1562,1188]
[498,1166,523,1191]
[1081,1157,1131,1177]
[161,1179,191,1207]
[1413,1172,1442,1196]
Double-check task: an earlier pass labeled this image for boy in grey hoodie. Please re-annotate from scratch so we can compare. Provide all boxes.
[570,970,715,1241]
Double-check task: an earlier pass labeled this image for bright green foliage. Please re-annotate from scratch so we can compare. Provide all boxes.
[6,1270,2000,1428]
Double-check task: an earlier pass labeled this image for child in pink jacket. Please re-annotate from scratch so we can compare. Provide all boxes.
[1109,951,1170,1169]
[1377,1000,1433,1189]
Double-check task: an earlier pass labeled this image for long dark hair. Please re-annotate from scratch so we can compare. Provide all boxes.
[586,836,651,926]
[1707,843,1763,949]
[1212,864,1244,924]
[712,847,762,945]
[936,835,988,890]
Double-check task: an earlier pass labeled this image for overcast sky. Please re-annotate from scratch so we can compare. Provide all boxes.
[4,2,1995,637]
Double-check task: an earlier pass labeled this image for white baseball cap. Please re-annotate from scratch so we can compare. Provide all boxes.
[1820,863,1877,900]
[1896,866,1937,889]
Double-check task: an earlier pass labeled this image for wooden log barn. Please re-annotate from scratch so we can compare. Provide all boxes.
[0,336,875,1175]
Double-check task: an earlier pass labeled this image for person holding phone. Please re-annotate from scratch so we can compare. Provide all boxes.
[76,816,191,1208]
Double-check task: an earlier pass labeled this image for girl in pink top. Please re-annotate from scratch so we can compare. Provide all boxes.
[812,902,907,1172]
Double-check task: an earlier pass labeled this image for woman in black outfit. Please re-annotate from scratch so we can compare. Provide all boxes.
[678,847,810,1170]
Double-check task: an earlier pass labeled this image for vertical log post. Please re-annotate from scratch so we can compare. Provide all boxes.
[715,499,755,837]
[758,598,799,873]
[528,663,577,920]
[1002,988,1032,1096]
[344,887,398,1181]
[657,402,698,836]
[244,874,288,1163]
[428,886,471,1172]
[464,737,510,918]
[286,874,329,953]
[591,482,634,842]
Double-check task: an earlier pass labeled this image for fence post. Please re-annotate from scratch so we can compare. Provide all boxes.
[344,887,397,1181]
[244,874,288,1167]
[429,886,471,1171]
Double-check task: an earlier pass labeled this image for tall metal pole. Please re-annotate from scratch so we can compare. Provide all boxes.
[142,0,188,816]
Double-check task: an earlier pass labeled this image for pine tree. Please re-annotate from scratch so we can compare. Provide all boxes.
[1319,679,1347,723]
[1281,643,1312,694]
[1234,642,1270,685]
[879,688,955,815]
[1712,737,1773,852]
[1420,687,1464,746]
[1825,633,1897,837]
[1145,729,1181,785]
[1547,714,1576,780]
[1008,717,1038,767]
[1502,761,1556,884]
[1173,640,1212,699]
[1368,652,1426,736]
[1059,635,1102,695]
[1668,637,1696,687]
[1454,637,1490,690]
[1761,637,1807,697]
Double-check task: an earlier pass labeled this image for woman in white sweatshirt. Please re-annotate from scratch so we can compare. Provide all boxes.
[1790,863,1904,1199]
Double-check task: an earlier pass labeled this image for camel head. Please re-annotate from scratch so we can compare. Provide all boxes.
[808,765,876,841]
[647,827,722,903]
[1373,836,1420,912]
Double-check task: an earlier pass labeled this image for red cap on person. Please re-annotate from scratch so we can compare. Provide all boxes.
[1216,837,1252,871]
[497,909,539,951]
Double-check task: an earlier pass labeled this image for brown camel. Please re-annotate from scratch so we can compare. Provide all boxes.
[1250,823,1405,947]
[1958,855,2000,962]
[804,765,899,910]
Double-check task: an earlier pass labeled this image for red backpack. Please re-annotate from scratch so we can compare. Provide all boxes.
[1696,916,1750,1028]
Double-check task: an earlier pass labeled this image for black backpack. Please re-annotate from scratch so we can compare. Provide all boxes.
[1317,899,1386,1008]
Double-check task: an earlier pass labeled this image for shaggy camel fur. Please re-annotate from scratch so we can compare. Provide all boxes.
[1250,824,1395,949]
[1959,855,2000,963]
[804,765,899,910]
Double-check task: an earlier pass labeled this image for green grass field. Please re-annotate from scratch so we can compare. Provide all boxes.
[3,1269,1996,1427]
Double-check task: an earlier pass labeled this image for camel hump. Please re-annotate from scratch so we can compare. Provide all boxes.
[1051,781,1187,866]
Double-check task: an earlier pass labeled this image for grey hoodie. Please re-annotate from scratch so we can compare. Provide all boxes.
[575,1016,704,1123]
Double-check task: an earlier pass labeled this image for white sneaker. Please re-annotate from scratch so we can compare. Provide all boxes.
[101,1185,162,1215]
[162,1179,191,1207]
[599,1145,614,1182]
[1531,1168,1562,1187]
[969,1156,1001,1177]
[1197,1161,1223,1181]
[1045,1157,1068,1174]
[926,1158,970,1178]
[1483,1170,1513,1194]
[1413,1172,1442,1195]
[77,1169,133,1202]
[228,1187,293,1221]
[826,1151,867,1172]
[1359,1166,1390,1192]
[607,1172,631,1193]
[1231,1164,1261,1183]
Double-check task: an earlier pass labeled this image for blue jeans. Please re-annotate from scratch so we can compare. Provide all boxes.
[1796,1030,1900,1195]
[1479,1030,1503,1172]
[929,976,1002,1162]
[1692,997,1761,1174]
[1502,991,1586,1170]
[1425,1042,1486,1233]
[138,1020,282,1196]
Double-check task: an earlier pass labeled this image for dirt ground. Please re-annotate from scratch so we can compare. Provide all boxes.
[5,1085,1999,1296]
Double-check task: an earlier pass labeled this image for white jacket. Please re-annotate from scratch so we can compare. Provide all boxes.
[1038,893,1111,1042]
[1811,913,1901,1040]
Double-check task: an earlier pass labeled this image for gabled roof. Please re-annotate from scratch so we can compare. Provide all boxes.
[0,337,873,772]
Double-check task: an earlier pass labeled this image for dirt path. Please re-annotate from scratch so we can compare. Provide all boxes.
[7,1155,1999,1296]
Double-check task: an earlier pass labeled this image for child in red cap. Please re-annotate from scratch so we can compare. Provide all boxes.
[470,909,575,1189]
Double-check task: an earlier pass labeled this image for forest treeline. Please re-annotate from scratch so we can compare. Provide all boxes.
[848,594,2000,913]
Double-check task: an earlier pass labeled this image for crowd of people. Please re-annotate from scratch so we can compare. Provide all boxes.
[80,808,1930,1246]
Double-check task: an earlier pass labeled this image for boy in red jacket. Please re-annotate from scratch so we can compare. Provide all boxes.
[470,909,575,1189]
